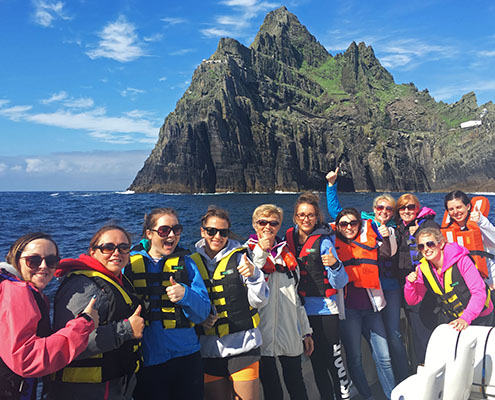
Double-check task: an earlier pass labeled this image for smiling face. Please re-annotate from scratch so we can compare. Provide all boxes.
[398,202,419,224]
[417,234,444,266]
[337,214,360,240]
[446,198,471,227]
[201,216,229,258]
[19,238,57,291]
[89,229,130,277]
[146,214,181,258]
[374,199,395,225]
[253,213,281,242]
[295,203,318,236]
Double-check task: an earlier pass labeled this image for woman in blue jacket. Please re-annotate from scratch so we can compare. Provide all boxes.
[126,207,211,400]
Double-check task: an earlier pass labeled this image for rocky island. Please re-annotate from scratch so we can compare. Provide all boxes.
[129,6,495,193]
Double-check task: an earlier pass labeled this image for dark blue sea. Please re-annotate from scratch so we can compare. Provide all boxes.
[2,190,495,300]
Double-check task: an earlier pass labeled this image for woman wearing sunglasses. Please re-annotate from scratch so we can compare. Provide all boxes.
[334,208,395,400]
[326,169,409,383]
[0,232,98,400]
[246,204,313,400]
[395,193,439,366]
[48,225,143,400]
[405,227,493,331]
[285,192,351,400]
[441,190,495,285]
[126,208,210,400]
[192,206,269,400]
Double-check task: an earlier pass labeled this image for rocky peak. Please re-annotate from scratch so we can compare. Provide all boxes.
[250,6,329,68]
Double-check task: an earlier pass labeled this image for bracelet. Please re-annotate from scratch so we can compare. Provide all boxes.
[77,312,93,323]
[302,333,312,339]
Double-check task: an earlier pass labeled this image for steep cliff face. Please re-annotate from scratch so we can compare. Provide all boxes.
[130,6,495,193]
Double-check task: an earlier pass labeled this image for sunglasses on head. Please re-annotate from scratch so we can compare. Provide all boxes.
[417,241,437,252]
[338,220,360,229]
[398,204,417,211]
[151,224,183,237]
[256,219,280,227]
[375,205,395,212]
[93,243,131,254]
[203,227,230,238]
[21,254,60,269]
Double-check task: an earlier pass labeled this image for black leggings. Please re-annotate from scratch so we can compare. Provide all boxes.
[133,351,204,400]
[260,355,308,400]
[309,314,351,400]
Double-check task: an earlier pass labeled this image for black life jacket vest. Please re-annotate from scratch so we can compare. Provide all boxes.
[191,248,260,337]
[126,249,193,329]
[285,227,337,298]
[52,270,141,383]
[0,269,51,400]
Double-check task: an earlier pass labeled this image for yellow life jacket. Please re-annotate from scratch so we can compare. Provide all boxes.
[419,257,491,321]
[191,248,260,338]
[127,252,193,329]
[53,270,141,383]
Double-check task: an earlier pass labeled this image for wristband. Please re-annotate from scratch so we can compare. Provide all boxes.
[302,333,312,339]
[77,312,93,323]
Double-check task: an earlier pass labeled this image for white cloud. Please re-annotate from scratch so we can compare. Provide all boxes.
[380,54,414,68]
[159,76,167,82]
[169,48,195,56]
[479,50,495,57]
[161,17,187,25]
[120,87,146,99]
[201,0,279,40]
[0,105,33,121]
[0,163,7,174]
[143,33,164,42]
[41,91,68,104]
[32,0,70,27]
[0,100,9,108]
[64,97,95,109]
[86,16,147,63]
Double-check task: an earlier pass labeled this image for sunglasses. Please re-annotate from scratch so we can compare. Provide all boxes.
[398,204,417,211]
[93,243,131,254]
[417,241,438,252]
[203,227,230,238]
[338,220,360,229]
[256,220,280,227]
[375,205,395,212]
[296,213,316,220]
[21,254,60,269]
[150,224,183,237]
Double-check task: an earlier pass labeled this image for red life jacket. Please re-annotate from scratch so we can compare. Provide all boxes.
[441,196,491,279]
[333,219,381,289]
[286,227,337,298]
[246,239,298,275]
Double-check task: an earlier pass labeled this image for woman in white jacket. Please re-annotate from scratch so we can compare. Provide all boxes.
[246,204,313,400]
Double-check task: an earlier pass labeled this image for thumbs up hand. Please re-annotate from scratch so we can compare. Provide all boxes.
[128,305,145,339]
[378,224,390,238]
[257,230,272,252]
[81,296,100,329]
[470,205,481,224]
[237,254,255,278]
[325,167,339,186]
[409,220,419,236]
[166,276,185,303]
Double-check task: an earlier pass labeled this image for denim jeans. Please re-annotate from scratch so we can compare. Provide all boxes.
[340,308,395,400]
[381,288,410,383]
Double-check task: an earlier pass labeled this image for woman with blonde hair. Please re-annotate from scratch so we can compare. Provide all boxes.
[247,204,313,399]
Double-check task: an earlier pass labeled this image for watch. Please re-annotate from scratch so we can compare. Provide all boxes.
[77,312,93,322]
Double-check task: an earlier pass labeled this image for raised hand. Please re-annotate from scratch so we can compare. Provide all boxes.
[128,305,145,339]
[325,167,339,186]
[470,204,481,223]
[82,296,100,328]
[377,224,390,238]
[409,220,419,236]
[166,276,185,303]
[406,269,418,283]
[257,230,272,252]
[321,253,337,267]
[237,253,255,278]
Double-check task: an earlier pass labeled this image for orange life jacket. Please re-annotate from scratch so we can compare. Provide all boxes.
[441,196,491,279]
[333,219,381,289]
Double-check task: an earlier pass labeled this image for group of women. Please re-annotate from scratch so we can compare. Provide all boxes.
[2,173,495,400]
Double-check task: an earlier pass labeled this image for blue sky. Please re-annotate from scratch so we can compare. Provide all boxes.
[1,0,494,191]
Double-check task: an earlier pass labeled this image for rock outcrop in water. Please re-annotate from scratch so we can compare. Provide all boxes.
[129,6,495,193]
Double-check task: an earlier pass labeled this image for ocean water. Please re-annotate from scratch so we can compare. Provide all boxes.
[2,190,495,299]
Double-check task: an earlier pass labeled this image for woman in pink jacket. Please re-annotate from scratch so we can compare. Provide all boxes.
[0,232,98,400]
[405,227,493,331]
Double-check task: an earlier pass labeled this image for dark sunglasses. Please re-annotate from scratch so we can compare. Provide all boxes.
[150,224,183,237]
[375,205,395,212]
[21,254,60,269]
[417,241,438,252]
[338,220,360,229]
[398,204,417,211]
[93,243,131,254]
[203,227,230,237]
[256,220,280,227]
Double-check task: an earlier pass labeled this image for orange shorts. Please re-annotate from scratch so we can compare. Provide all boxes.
[204,361,259,383]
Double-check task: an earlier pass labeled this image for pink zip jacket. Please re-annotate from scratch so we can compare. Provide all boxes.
[0,264,94,378]
[404,242,493,325]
